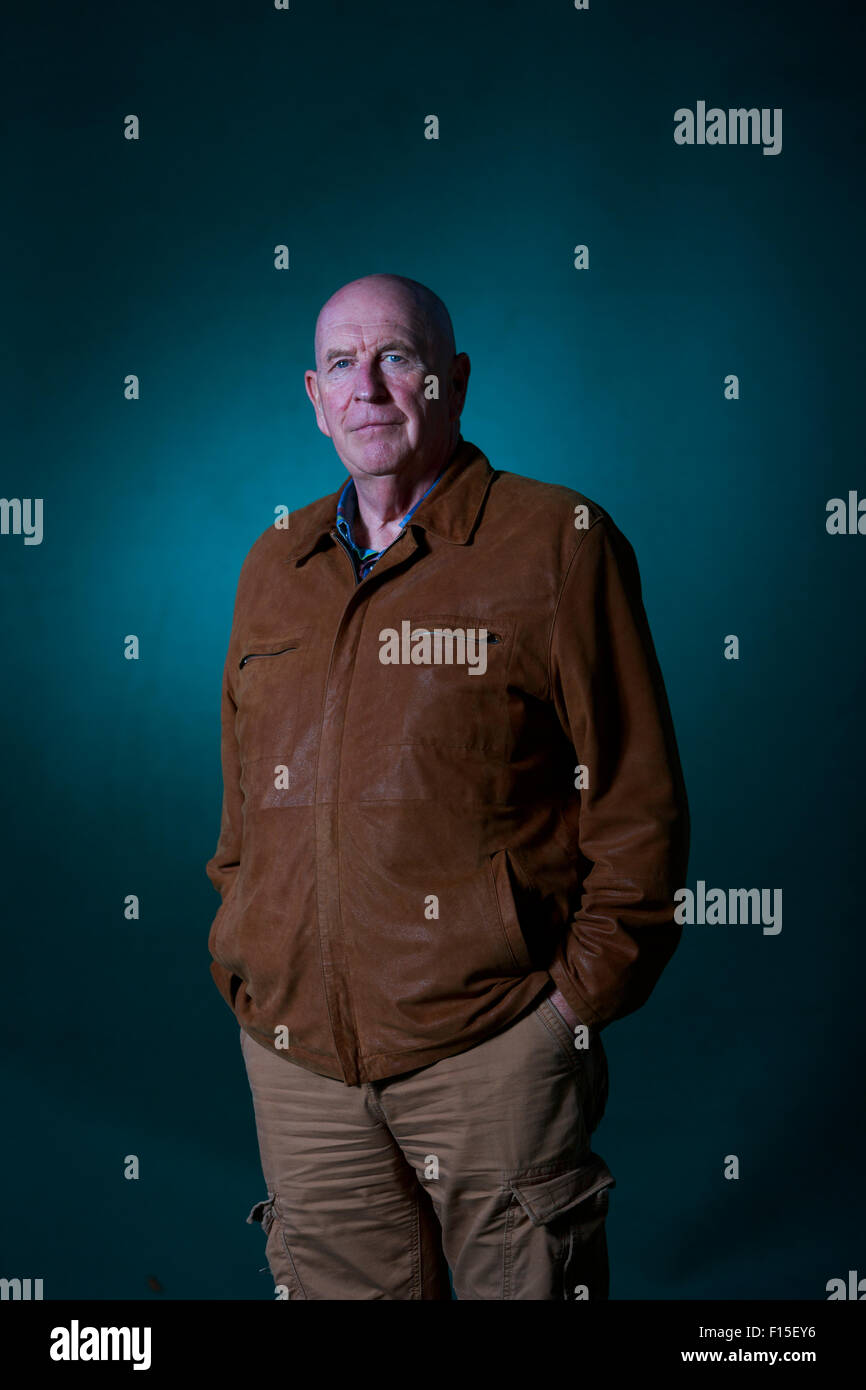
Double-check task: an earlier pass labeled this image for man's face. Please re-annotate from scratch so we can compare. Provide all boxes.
[304,281,466,479]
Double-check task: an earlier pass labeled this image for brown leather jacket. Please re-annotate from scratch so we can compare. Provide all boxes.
[206,437,690,1084]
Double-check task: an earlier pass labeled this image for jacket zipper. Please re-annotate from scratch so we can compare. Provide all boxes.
[330,528,358,584]
[238,644,298,669]
[326,522,414,1080]
[331,526,408,586]
[409,627,502,644]
[330,529,502,646]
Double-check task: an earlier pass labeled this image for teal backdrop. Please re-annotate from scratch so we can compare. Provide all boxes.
[2,0,864,1299]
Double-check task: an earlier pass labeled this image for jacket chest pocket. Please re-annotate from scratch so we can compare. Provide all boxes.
[374,614,511,757]
[233,632,309,762]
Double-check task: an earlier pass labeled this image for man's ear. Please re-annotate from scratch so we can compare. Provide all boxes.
[448,352,470,421]
[304,368,332,439]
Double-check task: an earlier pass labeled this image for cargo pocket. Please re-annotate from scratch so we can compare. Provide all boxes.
[504,1153,615,1300]
[246,1193,307,1299]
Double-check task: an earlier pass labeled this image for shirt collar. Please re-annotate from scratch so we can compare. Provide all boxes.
[282,437,494,567]
[335,464,447,560]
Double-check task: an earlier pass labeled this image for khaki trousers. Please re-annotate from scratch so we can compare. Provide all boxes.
[240,994,615,1300]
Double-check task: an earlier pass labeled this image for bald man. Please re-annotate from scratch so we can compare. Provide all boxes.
[206,273,690,1300]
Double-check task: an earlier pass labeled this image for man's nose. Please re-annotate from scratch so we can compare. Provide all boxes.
[353,360,389,400]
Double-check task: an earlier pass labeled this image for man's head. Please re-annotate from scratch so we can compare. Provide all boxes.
[304,273,470,481]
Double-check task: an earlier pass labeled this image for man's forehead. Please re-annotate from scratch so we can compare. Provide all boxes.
[315,315,432,364]
[318,316,424,339]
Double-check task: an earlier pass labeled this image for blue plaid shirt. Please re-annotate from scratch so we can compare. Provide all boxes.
[335,467,446,581]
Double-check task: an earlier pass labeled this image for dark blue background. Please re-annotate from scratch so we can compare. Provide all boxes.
[3,0,863,1298]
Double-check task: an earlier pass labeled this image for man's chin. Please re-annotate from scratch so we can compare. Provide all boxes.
[342,432,413,474]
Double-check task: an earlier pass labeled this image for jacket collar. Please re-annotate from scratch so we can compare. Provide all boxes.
[283,437,494,566]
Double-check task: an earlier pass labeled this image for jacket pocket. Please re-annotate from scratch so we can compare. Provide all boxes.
[207,881,240,963]
[374,613,511,757]
[233,630,309,762]
[238,642,301,668]
[487,848,533,972]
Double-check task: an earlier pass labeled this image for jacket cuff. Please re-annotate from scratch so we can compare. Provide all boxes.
[547,963,606,1030]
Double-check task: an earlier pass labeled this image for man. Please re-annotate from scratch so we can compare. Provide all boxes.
[205,272,690,1300]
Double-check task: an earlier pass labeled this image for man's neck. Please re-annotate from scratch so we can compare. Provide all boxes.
[350,434,459,552]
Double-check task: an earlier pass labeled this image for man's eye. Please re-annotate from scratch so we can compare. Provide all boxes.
[333,359,351,369]
[384,354,404,362]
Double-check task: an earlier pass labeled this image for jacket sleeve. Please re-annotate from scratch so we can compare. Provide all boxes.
[546,515,690,1029]
[205,646,244,903]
